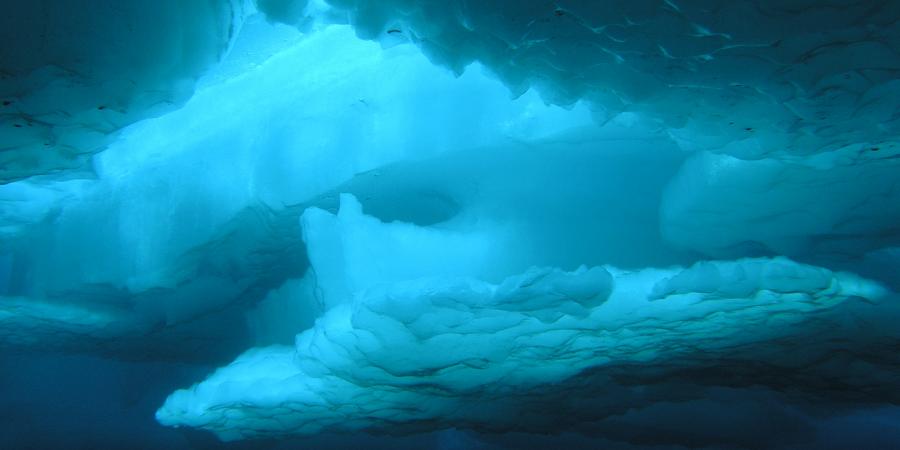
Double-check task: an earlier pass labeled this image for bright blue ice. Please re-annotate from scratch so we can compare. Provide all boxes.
[1,1,900,449]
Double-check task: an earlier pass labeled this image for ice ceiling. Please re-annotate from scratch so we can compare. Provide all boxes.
[2,0,900,448]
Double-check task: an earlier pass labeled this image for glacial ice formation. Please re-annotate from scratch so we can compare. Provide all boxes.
[0,23,596,359]
[157,195,893,442]
[1,1,899,448]
[321,0,900,160]
[5,0,899,183]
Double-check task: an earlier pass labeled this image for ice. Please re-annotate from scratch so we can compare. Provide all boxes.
[0,3,898,448]
[0,0,247,182]
[313,0,900,160]
[157,198,894,444]
[662,147,900,259]
[0,22,600,357]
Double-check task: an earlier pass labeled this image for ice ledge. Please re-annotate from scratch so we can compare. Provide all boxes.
[157,257,892,440]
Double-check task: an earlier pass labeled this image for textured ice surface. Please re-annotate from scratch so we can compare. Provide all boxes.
[0,0,247,182]
[157,197,892,442]
[0,24,598,358]
[5,1,899,182]
[314,0,900,160]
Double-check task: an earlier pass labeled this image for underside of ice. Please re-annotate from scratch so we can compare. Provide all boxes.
[2,1,900,449]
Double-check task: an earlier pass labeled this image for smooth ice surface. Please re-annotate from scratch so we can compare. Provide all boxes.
[1,2,900,449]
[662,147,900,258]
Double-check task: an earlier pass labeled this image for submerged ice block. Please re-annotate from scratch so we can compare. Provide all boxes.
[157,196,894,443]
